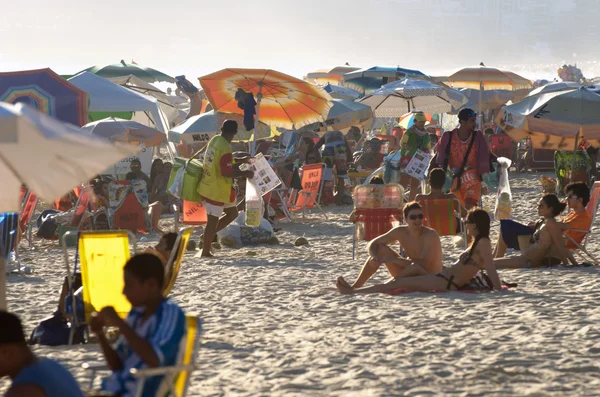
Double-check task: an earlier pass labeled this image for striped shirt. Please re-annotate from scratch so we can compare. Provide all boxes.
[102,298,186,397]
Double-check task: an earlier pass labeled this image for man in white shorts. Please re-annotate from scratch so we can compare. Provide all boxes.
[197,120,253,257]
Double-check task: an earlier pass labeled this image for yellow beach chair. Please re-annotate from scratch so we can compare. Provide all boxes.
[62,230,136,344]
[84,314,203,397]
[163,227,194,296]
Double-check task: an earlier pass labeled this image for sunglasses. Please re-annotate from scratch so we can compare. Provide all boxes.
[567,194,579,200]
[408,214,424,220]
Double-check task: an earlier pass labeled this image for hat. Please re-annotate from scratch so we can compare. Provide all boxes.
[413,112,427,122]
[221,120,238,134]
[458,108,477,121]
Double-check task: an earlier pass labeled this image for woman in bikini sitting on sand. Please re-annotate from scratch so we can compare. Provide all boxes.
[336,208,503,294]
[494,194,578,268]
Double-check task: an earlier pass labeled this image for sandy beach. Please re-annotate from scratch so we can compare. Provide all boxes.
[2,172,600,396]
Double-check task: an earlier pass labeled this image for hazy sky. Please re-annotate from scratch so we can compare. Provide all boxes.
[2,0,599,81]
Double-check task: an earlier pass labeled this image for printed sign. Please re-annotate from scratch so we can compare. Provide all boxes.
[293,163,323,210]
[239,153,282,196]
[404,150,431,181]
[112,143,152,179]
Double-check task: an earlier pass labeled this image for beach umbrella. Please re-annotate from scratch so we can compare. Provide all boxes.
[459,88,519,111]
[446,63,532,126]
[298,99,373,134]
[82,117,167,147]
[0,102,140,212]
[358,78,469,117]
[344,66,427,82]
[198,68,333,154]
[340,76,386,94]
[79,60,176,83]
[398,111,433,129]
[0,68,88,126]
[497,87,600,151]
[322,83,362,100]
[305,65,361,84]
[526,81,583,98]
[168,111,272,144]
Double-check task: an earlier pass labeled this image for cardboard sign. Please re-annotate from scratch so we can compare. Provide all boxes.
[404,150,431,181]
[293,163,323,210]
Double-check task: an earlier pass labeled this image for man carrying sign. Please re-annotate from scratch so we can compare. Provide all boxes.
[197,120,254,258]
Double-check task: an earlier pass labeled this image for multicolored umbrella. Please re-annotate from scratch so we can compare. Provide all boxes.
[79,60,175,83]
[398,111,433,129]
[0,68,88,126]
[199,68,333,152]
[497,87,600,150]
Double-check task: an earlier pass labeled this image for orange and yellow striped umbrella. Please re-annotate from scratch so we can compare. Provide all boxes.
[198,68,333,130]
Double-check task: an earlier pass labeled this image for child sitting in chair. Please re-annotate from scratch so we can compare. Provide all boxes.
[88,254,186,397]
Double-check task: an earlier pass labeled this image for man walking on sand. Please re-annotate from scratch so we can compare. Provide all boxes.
[337,201,442,291]
[433,108,492,210]
[197,120,253,257]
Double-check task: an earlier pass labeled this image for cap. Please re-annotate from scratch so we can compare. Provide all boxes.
[413,112,427,122]
[221,120,238,134]
[458,108,477,121]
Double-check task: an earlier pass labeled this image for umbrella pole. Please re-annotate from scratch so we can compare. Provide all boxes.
[0,257,5,310]
[479,82,484,129]
[251,85,264,156]
[571,132,580,182]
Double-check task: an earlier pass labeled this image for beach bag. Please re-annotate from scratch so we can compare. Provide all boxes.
[494,157,512,220]
[29,312,85,346]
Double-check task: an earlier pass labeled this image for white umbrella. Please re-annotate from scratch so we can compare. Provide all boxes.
[0,102,140,212]
[358,78,468,117]
[82,117,167,147]
[299,99,373,134]
[526,81,583,98]
[498,87,600,150]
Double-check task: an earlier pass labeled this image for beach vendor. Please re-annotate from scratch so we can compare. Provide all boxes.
[433,108,492,210]
[337,202,443,291]
[493,182,591,261]
[337,208,503,294]
[197,120,254,258]
[399,112,432,201]
[316,130,353,205]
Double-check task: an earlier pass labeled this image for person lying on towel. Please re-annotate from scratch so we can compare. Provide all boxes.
[494,194,579,268]
[337,208,503,294]
[338,201,443,291]
[493,182,591,264]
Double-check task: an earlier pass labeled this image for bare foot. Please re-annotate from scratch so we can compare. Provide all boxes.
[336,277,354,294]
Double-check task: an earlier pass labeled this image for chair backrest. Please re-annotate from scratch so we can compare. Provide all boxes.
[292,163,325,210]
[586,181,600,221]
[70,189,92,227]
[490,134,511,157]
[163,228,193,296]
[181,201,207,225]
[173,315,202,397]
[0,213,19,259]
[109,180,148,232]
[19,190,38,233]
[419,198,459,237]
[353,184,404,242]
[78,231,132,320]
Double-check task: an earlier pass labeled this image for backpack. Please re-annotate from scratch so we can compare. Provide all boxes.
[29,312,85,346]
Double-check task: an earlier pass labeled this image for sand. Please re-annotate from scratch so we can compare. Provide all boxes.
[2,172,600,396]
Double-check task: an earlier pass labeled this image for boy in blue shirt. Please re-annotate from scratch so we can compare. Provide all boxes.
[0,311,85,397]
[90,253,186,397]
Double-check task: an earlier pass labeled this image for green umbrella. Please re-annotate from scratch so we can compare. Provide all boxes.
[78,60,176,83]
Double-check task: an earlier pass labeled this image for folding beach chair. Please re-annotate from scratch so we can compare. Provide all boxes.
[62,230,136,344]
[352,184,404,259]
[19,189,38,250]
[490,134,513,159]
[108,180,150,232]
[560,181,600,263]
[289,163,328,219]
[419,198,467,248]
[84,314,202,397]
[163,227,194,296]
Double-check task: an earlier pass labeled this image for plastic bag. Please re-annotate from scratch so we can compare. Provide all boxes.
[168,167,185,199]
[245,179,264,227]
[494,157,512,220]
[218,212,274,247]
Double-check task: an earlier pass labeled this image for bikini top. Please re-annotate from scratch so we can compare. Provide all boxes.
[455,250,480,268]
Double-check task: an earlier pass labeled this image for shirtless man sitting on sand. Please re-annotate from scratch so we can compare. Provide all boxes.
[338,201,443,291]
